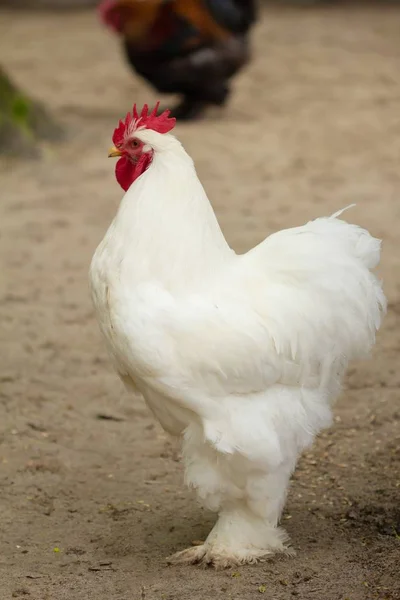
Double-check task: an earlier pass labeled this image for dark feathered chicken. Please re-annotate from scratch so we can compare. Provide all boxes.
[98,0,257,120]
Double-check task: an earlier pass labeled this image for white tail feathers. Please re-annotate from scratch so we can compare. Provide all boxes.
[330,204,357,219]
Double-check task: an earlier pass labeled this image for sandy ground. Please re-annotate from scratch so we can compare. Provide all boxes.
[1,4,400,600]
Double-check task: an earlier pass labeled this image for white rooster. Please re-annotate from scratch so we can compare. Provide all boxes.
[89,103,386,568]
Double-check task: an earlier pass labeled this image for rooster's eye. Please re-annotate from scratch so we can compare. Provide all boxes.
[130,139,140,149]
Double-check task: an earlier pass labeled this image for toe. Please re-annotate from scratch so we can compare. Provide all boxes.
[166,545,206,565]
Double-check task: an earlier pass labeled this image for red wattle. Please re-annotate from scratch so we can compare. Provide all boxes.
[115,156,136,192]
[115,153,152,192]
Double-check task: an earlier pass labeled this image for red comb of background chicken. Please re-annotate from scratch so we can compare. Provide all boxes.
[112,102,176,146]
[98,0,122,32]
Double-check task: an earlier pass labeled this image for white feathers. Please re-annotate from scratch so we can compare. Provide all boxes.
[330,203,356,219]
[242,214,386,384]
[89,130,386,566]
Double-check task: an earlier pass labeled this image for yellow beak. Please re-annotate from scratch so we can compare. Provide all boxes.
[108,145,123,158]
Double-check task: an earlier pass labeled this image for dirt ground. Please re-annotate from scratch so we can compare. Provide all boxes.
[1,3,400,600]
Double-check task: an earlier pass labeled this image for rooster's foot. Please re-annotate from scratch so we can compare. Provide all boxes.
[166,543,294,569]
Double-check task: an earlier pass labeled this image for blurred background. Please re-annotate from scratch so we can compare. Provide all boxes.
[1,2,399,599]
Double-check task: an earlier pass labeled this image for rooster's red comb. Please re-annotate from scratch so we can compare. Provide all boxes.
[112,102,176,146]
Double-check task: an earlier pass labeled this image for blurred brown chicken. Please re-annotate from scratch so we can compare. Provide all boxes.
[98,0,257,120]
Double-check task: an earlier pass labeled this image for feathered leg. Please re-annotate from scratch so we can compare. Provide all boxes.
[167,427,295,568]
[167,500,294,569]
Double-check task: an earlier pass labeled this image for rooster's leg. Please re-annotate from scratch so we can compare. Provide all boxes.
[167,432,295,568]
[167,83,230,121]
[168,97,209,121]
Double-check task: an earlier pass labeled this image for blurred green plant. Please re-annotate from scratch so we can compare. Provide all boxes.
[0,66,64,157]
